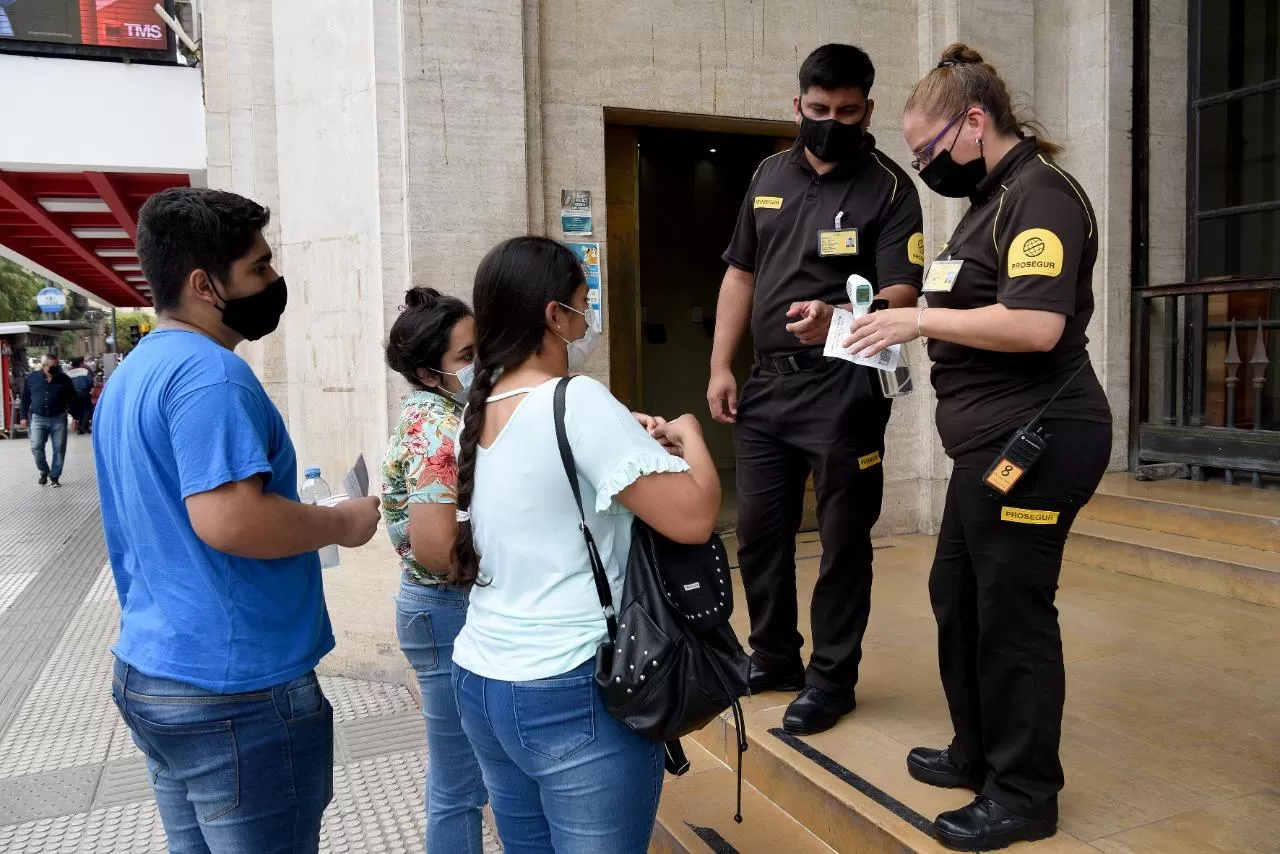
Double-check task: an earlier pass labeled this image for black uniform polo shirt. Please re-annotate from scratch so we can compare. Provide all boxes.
[723,136,925,355]
[923,138,1111,456]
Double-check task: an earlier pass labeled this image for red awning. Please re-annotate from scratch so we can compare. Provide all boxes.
[0,170,191,308]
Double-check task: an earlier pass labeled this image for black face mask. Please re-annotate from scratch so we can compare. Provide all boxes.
[799,116,865,163]
[214,276,288,341]
[919,149,988,198]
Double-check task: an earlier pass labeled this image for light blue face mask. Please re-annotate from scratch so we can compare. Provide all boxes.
[435,362,475,405]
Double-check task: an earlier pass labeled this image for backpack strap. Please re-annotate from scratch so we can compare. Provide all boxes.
[552,377,619,642]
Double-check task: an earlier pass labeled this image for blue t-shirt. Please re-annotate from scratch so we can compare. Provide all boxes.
[94,329,334,693]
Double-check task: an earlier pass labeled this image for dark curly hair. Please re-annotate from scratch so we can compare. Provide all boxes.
[384,286,472,393]
[449,236,585,587]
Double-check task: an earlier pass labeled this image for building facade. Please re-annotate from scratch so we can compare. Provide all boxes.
[203,0,1193,536]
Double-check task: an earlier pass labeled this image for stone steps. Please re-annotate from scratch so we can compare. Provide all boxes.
[651,739,835,854]
[1068,476,1280,609]
[687,696,1097,854]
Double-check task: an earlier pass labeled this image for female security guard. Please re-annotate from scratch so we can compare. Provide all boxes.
[845,44,1111,851]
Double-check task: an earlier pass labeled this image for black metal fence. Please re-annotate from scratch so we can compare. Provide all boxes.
[1131,278,1279,486]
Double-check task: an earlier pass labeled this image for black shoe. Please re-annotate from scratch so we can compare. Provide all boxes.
[782,687,855,735]
[748,661,805,695]
[907,747,984,791]
[50,478,61,488]
[933,797,1056,851]
[38,474,48,486]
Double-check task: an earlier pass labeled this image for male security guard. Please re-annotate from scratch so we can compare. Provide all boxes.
[708,43,924,735]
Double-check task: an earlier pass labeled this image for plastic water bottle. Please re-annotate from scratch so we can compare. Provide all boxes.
[848,274,915,399]
[299,467,340,569]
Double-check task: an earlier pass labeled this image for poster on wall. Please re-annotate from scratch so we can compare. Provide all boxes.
[560,190,593,236]
[566,242,602,329]
[0,0,167,50]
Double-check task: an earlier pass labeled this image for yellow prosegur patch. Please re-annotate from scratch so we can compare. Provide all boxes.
[754,196,784,210]
[908,232,925,266]
[1007,228,1064,278]
[1000,507,1061,525]
[858,451,882,470]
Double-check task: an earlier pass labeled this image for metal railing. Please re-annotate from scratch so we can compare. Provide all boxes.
[1131,278,1279,486]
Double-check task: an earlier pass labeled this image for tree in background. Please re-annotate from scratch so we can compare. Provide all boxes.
[0,257,42,322]
[114,309,156,355]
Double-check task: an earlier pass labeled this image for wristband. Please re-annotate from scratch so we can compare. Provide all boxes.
[917,307,927,339]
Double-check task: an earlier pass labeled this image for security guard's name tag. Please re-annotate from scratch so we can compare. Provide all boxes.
[818,229,859,257]
[1001,507,1060,525]
[923,259,964,292]
[754,196,783,210]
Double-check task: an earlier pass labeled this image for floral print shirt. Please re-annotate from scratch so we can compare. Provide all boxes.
[381,391,460,585]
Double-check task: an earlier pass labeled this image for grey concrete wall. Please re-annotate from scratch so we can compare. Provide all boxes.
[199,0,1173,678]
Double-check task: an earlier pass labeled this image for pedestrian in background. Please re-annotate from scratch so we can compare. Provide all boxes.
[65,355,95,434]
[381,285,488,854]
[450,236,721,854]
[20,352,75,487]
[94,187,381,854]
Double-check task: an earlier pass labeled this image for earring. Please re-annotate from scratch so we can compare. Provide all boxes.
[977,137,985,155]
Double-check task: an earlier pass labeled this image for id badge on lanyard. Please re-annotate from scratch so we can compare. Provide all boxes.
[817,211,858,257]
[924,258,964,292]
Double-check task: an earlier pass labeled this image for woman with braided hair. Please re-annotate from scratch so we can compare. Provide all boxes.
[448,236,721,853]
[845,43,1111,850]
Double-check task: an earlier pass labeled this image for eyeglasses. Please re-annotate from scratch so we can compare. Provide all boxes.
[911,108,971,170]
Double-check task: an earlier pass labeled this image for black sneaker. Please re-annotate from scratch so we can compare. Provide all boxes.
[38,474,48,486]
[933,796,1056,851]
[50,478,61,488]
[907,747,985,791]
[782,686,856,735]
[747,660,806,695]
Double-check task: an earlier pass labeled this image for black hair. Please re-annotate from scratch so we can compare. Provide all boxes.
[385,287,472,393]
[70,356,84,368]
[136,187,271,312]
[799,43,876,97]
[450,236,586,587]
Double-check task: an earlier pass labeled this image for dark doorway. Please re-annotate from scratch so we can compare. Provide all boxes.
[635,127,784,524]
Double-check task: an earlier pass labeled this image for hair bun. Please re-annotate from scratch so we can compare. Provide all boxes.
[403,286,442,309]
[937,43,985,68]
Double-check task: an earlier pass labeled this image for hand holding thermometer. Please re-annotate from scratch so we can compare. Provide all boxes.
[846,274,914,398]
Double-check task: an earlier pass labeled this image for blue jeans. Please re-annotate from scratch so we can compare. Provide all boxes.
[454,660,664,854]
[29,413,67,479]
[111,658,333,854]
[395,577,487,854]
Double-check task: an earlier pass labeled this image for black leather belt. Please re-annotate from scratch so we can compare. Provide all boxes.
[756,350,826,374]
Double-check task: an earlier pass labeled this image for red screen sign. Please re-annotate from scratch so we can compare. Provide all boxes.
[0,0,168,50]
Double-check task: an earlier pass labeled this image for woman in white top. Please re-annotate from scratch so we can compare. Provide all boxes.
[449,236,721,854]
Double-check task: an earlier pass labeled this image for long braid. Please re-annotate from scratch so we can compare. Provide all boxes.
[449,361,497,586]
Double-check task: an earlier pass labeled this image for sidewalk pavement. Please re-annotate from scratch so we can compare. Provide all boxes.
[0,434,499,853]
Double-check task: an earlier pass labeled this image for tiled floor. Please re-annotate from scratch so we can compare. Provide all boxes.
[0,437,500,853]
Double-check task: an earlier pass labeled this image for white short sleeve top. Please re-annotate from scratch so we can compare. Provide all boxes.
[451,377,691,682]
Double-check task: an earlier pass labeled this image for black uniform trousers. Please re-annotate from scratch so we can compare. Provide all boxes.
[734,358,891,695]
[931,418,1111,820]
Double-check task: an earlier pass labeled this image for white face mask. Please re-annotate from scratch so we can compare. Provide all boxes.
[556,303,600,372]
[434,362,474,405]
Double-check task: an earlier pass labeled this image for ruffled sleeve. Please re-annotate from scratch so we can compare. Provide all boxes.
[562,377,694,515]
[593,451,690,514]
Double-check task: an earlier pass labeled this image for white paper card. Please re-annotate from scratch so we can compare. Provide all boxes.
[823,307,902,372]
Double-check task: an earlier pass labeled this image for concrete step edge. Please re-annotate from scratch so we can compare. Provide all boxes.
[1068,519,1280,573]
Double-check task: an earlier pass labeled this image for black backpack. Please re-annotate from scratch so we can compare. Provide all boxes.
[552,377,751,819]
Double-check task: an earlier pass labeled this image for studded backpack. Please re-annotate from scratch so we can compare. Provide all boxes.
[553,377,751,817]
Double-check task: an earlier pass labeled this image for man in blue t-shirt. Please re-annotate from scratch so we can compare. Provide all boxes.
[94,187,380,853]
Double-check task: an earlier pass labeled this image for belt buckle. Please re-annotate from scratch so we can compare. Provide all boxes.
[778,355,801,374]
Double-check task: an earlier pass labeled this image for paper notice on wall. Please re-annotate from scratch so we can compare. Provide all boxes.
[823,307,902,372]
[567,242,603,328]
[561,190,593,236]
